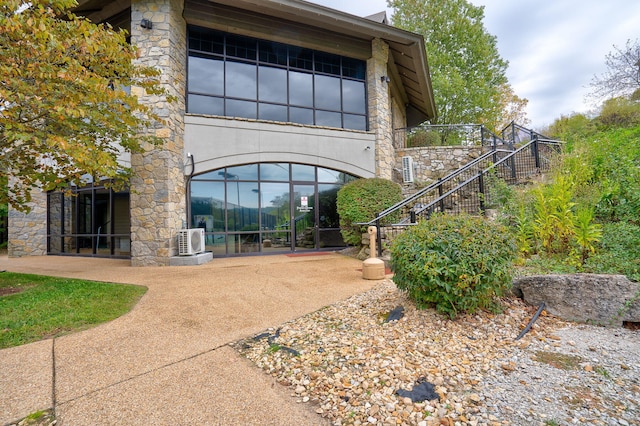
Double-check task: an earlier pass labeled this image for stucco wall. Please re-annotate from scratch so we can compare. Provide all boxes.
[184,116,376,178]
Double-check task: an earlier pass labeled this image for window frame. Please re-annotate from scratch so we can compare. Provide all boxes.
[186,26,368,131]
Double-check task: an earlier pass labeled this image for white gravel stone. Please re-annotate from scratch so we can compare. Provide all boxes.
[234,280,640,426]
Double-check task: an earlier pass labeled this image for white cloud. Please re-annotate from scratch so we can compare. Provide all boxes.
[311,0,640,129]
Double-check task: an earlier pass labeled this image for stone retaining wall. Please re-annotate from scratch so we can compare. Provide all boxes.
[396,146,484,186]
[7,190,47,257]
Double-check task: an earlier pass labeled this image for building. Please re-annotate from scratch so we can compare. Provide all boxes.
[8,0,436,265]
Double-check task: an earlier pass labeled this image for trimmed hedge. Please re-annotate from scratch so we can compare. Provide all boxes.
[336,178,403,246]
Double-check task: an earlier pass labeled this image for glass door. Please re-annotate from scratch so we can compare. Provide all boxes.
[292,184,316,251]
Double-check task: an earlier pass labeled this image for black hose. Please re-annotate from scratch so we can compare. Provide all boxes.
[516,302,546,340]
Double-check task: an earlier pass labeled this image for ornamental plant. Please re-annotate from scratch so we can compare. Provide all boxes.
[336,178,403,246]
[390,213,517,319]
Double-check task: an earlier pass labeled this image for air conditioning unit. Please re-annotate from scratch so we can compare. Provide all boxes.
[178,228,205,256]
[402,156,414,183]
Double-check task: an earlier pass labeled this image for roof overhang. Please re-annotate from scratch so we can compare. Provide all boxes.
[73,0,437,122]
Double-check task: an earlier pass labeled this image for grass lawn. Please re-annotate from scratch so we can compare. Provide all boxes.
[0,272,147,349]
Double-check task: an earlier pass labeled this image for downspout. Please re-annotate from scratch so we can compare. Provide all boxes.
[185,152,194,228]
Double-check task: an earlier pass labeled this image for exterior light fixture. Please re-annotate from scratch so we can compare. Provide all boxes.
[140,19,153,29]
[380,76,390,83]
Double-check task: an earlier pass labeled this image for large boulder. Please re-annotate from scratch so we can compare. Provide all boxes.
[512,274,640,327]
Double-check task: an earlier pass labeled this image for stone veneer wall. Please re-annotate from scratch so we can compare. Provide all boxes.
[396,146,484,184]
[129,0,187,266]
[367,38,394,180]
[7,189,47,256]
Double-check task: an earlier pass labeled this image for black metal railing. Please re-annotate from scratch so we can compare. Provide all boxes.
[394,123,516,150]
[366,127,563,256]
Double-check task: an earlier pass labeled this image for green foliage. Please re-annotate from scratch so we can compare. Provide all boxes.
[390,214,517,319]
[547,113,597,144]
[407,128,441,147]
[583,222,640,281]
[572,207,603,265]
[597,97,640,128]
[0,272,147,348]
[532,176,577,255]
[500,110,638,279]
[0,0,171,211]
[389,0,523,127]
[336,178,403,246]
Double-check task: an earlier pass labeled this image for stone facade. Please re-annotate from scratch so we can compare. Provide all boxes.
[129,0,187,266]
[396,146,484,185]
[7,189,47,257]
[367,38,394,180]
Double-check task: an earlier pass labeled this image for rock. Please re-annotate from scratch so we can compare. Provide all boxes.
[512,274,640,326]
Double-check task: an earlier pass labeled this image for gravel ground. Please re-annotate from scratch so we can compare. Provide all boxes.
[234,280,640,426]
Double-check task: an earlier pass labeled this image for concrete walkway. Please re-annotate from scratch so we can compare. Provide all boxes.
[0,253,379,425]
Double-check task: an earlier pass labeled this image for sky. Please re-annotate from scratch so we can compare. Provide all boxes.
[310,0,640,130]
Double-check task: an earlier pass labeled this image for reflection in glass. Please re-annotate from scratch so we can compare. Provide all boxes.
[260,163,289,181]
[189,163,358,255]
[259,103,287,122]
[342,80,366,113]
[259,66,287,103]
[225,61,257,99]
[191,181,225,232]
[292,164,315,181]
[316,110,342,128]
[314,75,341,110]
[227,182,259,232]
[343,114,367,131]
[226,164,258,180]
[206,234,227,256]
[289,107,313,125]
[188,94,223,116]
[289,71,313,107]
[318,184,340,228]
[317,167,343,183]
[226,99,257,119]
[188,56,224,95]
[260,182,290,232]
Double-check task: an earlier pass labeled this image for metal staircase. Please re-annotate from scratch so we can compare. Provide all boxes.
[366,122,563,256]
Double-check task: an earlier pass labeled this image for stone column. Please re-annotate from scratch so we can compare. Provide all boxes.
[129,0,187,266]
[7,189,47,257]
[367,38,394,180]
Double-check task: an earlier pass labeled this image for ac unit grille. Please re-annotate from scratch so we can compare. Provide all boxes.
[402,156,414,183]
[178,229,205,255]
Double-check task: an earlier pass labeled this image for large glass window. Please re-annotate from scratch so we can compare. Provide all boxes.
[191,163,357,256]
[187,27,368,130]
[47,182,130,258]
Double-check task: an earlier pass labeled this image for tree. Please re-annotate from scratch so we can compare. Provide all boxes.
[388,0,525,128]
[0,0,169,211]
[589,39,640,101]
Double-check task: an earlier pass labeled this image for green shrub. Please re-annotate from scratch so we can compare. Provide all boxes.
[584,222,640,281]
[407,128,441,147]
[336,178,403,246]
[597,97,640,128]
[390,214,517,318]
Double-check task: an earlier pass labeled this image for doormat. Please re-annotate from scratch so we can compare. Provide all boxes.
[285,252,332,257]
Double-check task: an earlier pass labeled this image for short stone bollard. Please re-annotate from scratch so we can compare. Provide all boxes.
[362,226,386,280]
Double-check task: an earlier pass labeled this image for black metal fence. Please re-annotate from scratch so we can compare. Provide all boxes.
[366,135,563,256]
[394,123,515,150]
